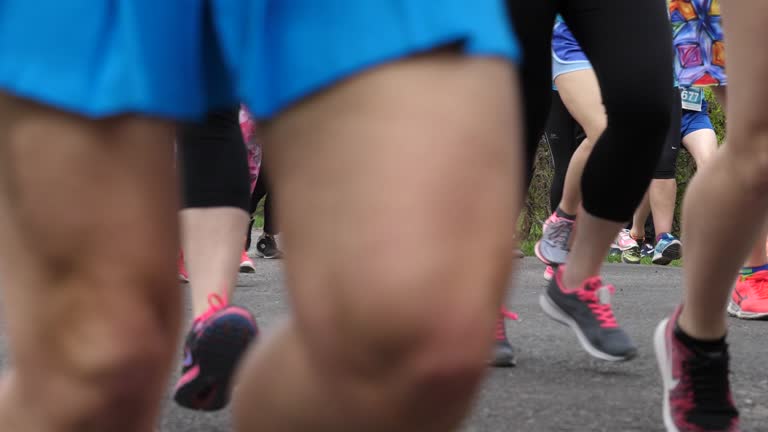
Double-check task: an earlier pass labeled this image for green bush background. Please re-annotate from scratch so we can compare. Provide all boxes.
[519,89,726,242]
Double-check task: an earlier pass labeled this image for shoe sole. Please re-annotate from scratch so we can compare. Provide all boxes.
[239,262,256,273]
[653,318,680,432]
[621,246,641,264]
[489,345,517,368]
[727,300,768,320]
[174,312,257,411]
[653,242,682,266]
[622,256,641,264]
[543,269,554,281]
[534,241,565,266]
[256,253,282,259]
[539,293,636,362]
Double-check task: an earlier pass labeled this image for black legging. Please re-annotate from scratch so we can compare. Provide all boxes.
[245,163,277,251]
[508,0,674,222]
[178,107,250,212]
[545,88,683,205]
[543,89,586,213]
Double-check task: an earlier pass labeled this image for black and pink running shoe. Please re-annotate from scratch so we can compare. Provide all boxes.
[174,293,257,411]
[654,306,739,432]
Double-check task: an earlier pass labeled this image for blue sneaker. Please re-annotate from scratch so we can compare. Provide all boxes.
[652,233,682,266]
[640,242,654,258]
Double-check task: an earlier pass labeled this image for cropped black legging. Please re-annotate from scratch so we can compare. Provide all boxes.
[178,107,251,212]
[245,164,277,251]
[508,0,674,222]
[543,89,586,213]
[544,88,683,213]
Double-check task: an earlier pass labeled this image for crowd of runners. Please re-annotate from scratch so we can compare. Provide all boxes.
[0,0,764,431]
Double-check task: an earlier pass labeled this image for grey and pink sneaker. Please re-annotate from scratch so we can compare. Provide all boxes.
[543,265,555,281]
[534,212,574,265]
[654,306,739,431]
[174,294,258,411]
[540,266,636,361]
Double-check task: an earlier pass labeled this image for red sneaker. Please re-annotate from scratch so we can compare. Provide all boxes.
[727,270,768,320]
[239,250,256,273]
[178,250,189,283]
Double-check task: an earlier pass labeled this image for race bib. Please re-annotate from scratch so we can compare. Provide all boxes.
[680,87,704,112]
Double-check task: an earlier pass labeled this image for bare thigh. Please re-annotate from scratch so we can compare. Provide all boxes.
[721,1,768,155]
[265,51,523,370]
[555,68,607,143]
[682,128,718,168]
[0,95,181,425]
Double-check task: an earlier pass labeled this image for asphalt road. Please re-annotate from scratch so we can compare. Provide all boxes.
[2,257,767,431]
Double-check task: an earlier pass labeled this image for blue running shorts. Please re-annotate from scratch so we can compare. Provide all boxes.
[681,99,713,138]
[0,1,519,120]
[551,17,591,89]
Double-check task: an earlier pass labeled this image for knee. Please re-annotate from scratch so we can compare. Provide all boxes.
[301,249,502,420]
[604,86,673,135]
[728,128,768,193]
[27,312,178,430]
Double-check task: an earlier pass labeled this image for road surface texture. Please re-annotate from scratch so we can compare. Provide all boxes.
[1,257,767,431]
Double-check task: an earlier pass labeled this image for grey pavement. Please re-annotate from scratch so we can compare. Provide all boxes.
[2,257,767,431]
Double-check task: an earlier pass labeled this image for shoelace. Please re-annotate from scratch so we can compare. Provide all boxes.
[194,292,229,325]
[544,218,574,249]
[495,306,519,341]
[748,274,768,300]
[577,281,619,328]
[685,350,739,418]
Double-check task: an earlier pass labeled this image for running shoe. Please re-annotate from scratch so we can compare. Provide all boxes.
[654,306,739,432]
[178,251,189,283]
[641,242,655,258]
[256,233,283,259]
[728,270,768,320]
[174,293,258,411]
[615,229,641,264]
[490,307,518,367]
[534,212,574,265]
[543,265,555,281]
[539,266,636,361]
[653,233,682,266]
[239,250,256,273]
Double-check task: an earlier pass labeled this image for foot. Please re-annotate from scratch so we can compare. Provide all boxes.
[257,233,283,259]
[534,212,574,265]
[654,306,739,431]
[539,266,636,361]
[239,250,256,273]
[616,229,641,264]
[652,233,682,266]
[178,251,189,283]
[174,294,258,411]
[543,265,555,281]
[728,270,768,320]
[489,307,518,367]
[640,242,655,258]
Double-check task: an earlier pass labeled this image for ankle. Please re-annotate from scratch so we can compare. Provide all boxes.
[676,308,727,342]
[741,262,768,275]
[561,266,591,290]
[555,206,576,220]
[629,230,645,242]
